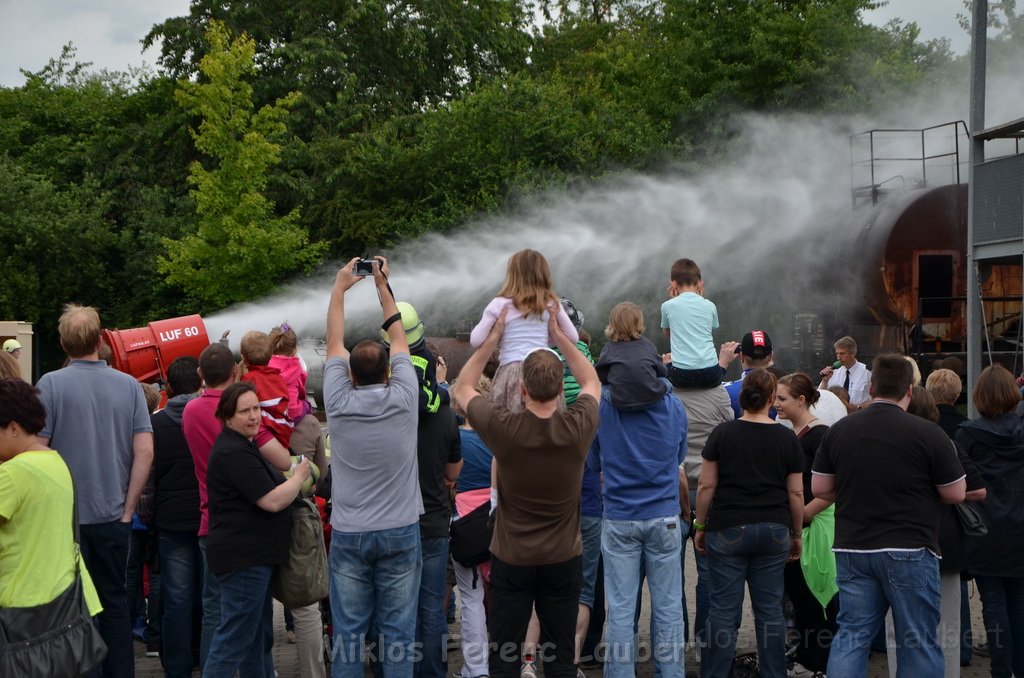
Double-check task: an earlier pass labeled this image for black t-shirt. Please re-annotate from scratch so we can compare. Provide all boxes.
[417,404,462,539]
[206,427,291,575]
[702,420,804,531]
[936,403,967,440]
[797,424,828,504]
[812,402,965,553]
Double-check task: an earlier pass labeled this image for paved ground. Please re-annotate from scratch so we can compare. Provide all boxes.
[134,551,995,677]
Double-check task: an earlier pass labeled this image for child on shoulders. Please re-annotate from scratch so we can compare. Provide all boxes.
[239,330,292,449]
[268,323,312,421]
[597,302,670,409]
[470,248,578,412]
[660,258,723,389]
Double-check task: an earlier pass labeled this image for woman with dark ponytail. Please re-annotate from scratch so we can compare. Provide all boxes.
[693,368,805,678]
[775,373,837,678]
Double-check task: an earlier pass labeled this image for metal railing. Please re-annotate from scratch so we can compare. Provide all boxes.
[850,121,969,207]
[913,295,1023,372]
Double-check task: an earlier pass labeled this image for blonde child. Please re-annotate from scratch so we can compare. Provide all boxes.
[239,330,292,449]
[470,249,579,412]
[596,302,669,409]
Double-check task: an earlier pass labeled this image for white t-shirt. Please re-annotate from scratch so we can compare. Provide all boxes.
[660,292,719,369]
[470,297,579,365]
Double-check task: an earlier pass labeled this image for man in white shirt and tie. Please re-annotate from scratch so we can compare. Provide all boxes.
[819,335,871,406]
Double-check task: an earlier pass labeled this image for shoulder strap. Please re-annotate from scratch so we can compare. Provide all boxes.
[67,460,83,575]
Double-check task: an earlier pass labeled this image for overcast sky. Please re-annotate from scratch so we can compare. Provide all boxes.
[0,0,972,88]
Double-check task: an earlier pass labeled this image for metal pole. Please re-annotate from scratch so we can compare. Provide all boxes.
[955,125,961,184]
[870,132,877,204]
[921,128,927,187]
[966,0,988,418]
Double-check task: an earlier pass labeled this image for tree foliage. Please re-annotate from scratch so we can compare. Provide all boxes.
[144,0,532,135]
[159,21,324,308]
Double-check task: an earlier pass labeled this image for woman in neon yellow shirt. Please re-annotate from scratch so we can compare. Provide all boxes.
[0,378,101,612]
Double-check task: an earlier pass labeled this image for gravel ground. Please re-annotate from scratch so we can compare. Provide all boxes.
[133,548,994,677]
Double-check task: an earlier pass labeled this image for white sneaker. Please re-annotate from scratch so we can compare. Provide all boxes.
[521,659,538,678]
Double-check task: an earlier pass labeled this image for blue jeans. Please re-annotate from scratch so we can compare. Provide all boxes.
[329,523,421,678]
[603,516,685,678]
[974,575,1024,678]
[960,580,972,665]
[80,520,133,678]
[705,523,791,678]
[828,550,943,678]
[688,489,707,650]
[580,515,603,608]
[414,535,449,678]
[198,536,222,672]
[159,529,203,678]
[203,565,275,678]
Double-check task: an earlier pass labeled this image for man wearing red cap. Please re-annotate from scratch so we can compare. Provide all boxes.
[723,330,776,419]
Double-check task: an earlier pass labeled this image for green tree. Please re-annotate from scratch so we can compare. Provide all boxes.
[0,49,201,329]
[0,158,122,367]
[144,0,532,135]
[306,65,666,250]
[159,21,324,308]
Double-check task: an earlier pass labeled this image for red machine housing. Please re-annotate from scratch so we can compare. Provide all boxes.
[102,315,209,383]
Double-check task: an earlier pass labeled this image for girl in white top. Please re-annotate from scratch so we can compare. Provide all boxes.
[470,248,578,412]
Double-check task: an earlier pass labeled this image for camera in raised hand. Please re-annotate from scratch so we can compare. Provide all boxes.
[354,259,375,276]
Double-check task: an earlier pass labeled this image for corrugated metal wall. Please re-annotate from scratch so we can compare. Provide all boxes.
[973,154,1024,245]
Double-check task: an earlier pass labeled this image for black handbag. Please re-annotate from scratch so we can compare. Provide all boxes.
[449,501,493,567]
[0,468,107,677]
[954,502,988,537]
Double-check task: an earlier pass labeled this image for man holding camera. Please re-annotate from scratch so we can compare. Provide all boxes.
[323,256,423,678]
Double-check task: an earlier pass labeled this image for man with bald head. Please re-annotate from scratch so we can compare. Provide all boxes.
[36,303,154,677]
[454,312,601,678]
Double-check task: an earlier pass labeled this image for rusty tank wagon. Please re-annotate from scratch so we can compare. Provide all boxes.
[789,122,1023,375]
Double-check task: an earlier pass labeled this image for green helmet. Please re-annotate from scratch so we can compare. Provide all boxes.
[380,301,425,347]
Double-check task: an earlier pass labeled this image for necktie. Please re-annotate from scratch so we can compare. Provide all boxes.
[843,369,850,393]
